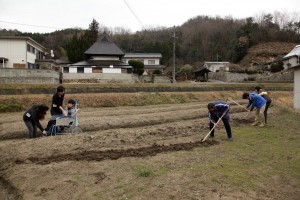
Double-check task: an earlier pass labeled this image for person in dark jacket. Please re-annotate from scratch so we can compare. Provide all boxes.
[50,85,67,116]
[23,104,49,138]
[255,86,272,124]
[243,92,266,127]
[45,99,79,134]
[207,101,232,141]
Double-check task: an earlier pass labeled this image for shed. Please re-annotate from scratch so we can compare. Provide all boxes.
[193,67,211,82]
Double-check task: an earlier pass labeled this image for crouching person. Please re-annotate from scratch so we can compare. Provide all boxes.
[242,92,266,127]
[23,104,49,138]
[207,101,233,141]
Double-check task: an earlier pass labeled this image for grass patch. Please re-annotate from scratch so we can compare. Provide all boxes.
[0,103,23,112]
[137,167,154,178]
[202,108,300,193]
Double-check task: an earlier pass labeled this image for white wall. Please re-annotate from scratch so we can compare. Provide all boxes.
[283,57,299,69]
[84,68,92,73]
[92,56,120,61]
[103,68,121,73]
[294,68,300,109]
[124,58,160,65]
[144,58,159,65]
[69,67,77,73]
[0,40,26,68]
[0,39,46,69]
[26,41,45,65]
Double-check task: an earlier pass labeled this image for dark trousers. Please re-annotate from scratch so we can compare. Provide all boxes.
[24,120,37,138]
[264,101,271,124]
[209,117,232,139]
[45,120,56,132]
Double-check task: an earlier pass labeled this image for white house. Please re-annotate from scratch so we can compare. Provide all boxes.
[0,36,46,69]
[123,53,165,75]
[203,62,230,72]
[282,45,300,109]
[65,32,131,75]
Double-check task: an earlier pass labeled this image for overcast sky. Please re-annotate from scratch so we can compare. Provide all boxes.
[0,0,299,33]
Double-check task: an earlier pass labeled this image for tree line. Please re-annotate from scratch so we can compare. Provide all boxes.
[1,11,299,67]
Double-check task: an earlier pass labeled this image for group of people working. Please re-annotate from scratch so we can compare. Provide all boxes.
[207,86,272,141]
[23,85,272,140]
[23,86,79,138]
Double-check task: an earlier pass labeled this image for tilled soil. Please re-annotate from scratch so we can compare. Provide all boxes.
[0,102,276,200]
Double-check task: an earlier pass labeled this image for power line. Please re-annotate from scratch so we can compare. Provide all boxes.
[0,20,63,30]
[123,0,144,29]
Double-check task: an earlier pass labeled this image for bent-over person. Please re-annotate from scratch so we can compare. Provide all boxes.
[207,101,232,141]
[243,92,266,127]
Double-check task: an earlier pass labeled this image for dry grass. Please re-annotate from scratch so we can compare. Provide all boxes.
[0,91,293,112]
[0,83,293,90]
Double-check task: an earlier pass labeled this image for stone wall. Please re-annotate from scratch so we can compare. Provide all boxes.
[0,68,60,84]
[209,70,294,82]
[140,75,171,83]
[62,73,140,84]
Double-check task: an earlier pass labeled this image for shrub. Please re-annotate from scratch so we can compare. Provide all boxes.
[128,60,145,76]
[153,69,162,75]
[270,61,284,73]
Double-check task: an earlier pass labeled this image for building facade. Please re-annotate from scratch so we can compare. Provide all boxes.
[283,45,300,109]
[0,36,46,69]
[203,62,230,72]
[123,53,165,75]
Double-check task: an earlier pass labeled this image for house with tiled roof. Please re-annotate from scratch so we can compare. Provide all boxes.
[64,32,131,75]
[123,53,165,75]
[63,32,166,83]
[282,45,300,109]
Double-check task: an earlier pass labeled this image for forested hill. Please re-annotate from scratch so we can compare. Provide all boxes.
[1,13,299,67]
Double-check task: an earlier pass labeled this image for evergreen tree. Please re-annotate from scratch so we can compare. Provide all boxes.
[85,18,99,47]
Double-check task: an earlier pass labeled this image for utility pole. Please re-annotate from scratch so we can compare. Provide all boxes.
[171,26,178,83]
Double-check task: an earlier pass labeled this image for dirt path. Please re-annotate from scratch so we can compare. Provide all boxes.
[0,101,284,200]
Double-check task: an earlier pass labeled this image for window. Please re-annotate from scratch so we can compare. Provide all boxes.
[27,44,35,54]
[63,67,69,73]
[27,62,35,69]
[77,67,84,73]
[148,60,155,65]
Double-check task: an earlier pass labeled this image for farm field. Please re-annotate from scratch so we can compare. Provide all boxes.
[0,92,299,200]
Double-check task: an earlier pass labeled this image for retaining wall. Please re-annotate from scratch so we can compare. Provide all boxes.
[0,68,60,84]
[209,70,294,82]
[62,73,140,84]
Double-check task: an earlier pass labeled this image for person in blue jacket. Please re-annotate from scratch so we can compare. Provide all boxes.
[242,92,266,127]
[207,101,232,141]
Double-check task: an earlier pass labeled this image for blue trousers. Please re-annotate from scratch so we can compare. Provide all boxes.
[209,117,232,139]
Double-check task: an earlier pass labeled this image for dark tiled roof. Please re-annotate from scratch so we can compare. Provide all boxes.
[193,67,211,73]
[84,32,125,56]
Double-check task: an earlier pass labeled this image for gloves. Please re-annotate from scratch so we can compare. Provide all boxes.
[42,130,48,136]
